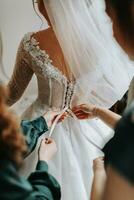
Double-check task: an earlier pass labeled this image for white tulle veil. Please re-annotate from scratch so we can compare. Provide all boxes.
[43,0,134,108]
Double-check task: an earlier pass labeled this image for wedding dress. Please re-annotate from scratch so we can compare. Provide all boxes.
[7,32,116,200]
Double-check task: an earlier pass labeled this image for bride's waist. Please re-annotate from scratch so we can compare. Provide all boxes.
[32,98,63,111]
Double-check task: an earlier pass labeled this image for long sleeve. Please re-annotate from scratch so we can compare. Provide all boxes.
[7,37,34,106]
[21,116,48,157]
[28,161,61,200]
[0,160,61,200]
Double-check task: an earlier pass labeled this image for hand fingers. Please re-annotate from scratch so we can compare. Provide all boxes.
[62,112,68,118]
[94,157,104,163]
[93,157,105,169]
[72,104,86,110]
[44,138,57,150]
[52,113,67,123]
[44,137,54,144]
[73,110,85,115]
[45,137,49,144]
[72,107,89,113]
[58,116,66,122]
[75,115,90,120]
[58,112,68,122]
[76,113,94,120]
[51,108,91,123]
[74,112,88,116]
[72,107,82,112]
[74,112,91,118]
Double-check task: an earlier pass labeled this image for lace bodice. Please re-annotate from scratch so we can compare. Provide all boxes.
[7,32,77,119]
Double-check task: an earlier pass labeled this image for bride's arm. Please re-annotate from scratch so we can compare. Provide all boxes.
[72,104,121,129]
[7,38,34,106]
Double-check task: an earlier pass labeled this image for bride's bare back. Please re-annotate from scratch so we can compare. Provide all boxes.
[34,28,73,81]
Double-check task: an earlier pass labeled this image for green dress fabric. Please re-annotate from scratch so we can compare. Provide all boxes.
[0,116,61,200]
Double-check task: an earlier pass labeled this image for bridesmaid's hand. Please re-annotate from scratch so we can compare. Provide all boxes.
[93,157,105,173]
[43,110,67,128]
[72,104,97,120]
[38,137,57,162]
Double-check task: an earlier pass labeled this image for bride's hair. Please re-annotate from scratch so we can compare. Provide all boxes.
[107,0,134,40]
[32,0,50,26]
[32,0,44,28]
[0,84,27,167]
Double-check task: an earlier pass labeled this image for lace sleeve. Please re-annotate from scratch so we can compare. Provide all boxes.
[7,37,34,106]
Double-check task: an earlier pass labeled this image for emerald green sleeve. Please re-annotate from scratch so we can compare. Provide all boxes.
[0,160,61,200]
[27,161,61,200]
[21,116,48,156]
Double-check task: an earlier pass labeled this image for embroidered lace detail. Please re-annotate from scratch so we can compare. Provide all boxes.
[23,32,68,85]
[23,32,76,109]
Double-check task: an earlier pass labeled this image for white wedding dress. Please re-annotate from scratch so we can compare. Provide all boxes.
[8,32,133,200]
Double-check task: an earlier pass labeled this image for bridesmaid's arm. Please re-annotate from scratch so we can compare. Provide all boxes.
[95,106,121,129]
[1,160,61,200]
[91,158,107,200]
[21,116,48,157]
[28,160,61,200]
[73,104,121,129]
[20,110,61,157]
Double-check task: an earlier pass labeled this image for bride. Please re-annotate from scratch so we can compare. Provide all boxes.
[7,0,134,199]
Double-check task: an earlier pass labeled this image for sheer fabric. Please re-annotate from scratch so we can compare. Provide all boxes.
[43,0,134,108]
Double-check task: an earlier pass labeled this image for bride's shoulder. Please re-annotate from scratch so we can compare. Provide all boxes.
[34,28,51,38]
[18,28,53,55]
[18,27,53,46]
[32,28,53,45]
[22,32,34,43]
[20,29,52,48]
[17,32,34,50]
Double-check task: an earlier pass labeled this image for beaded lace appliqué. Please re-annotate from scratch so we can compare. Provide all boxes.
[23,32,76,109]
[23,33,68,85]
